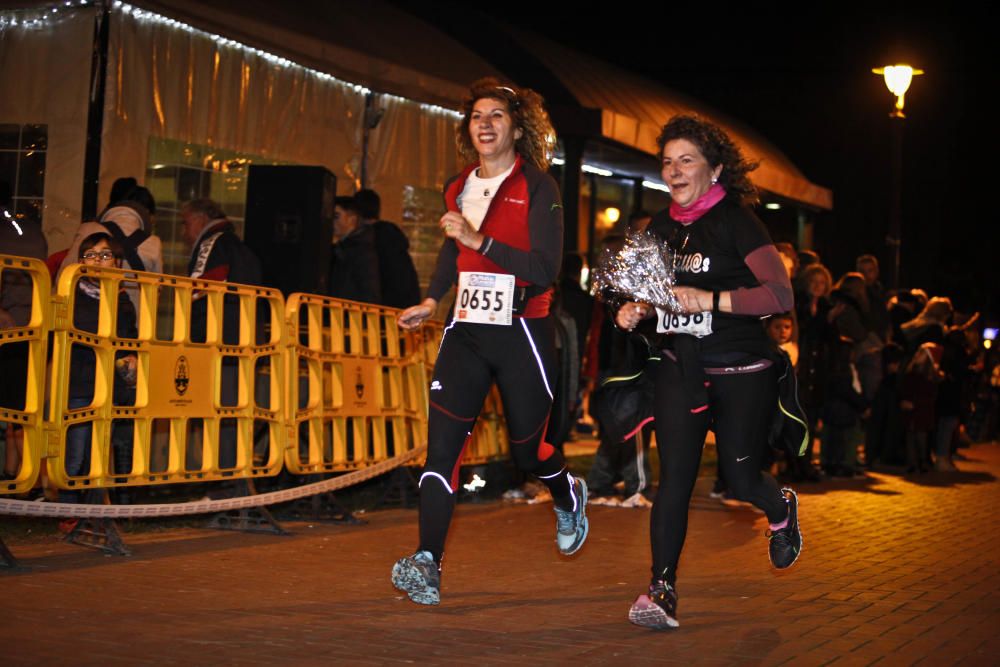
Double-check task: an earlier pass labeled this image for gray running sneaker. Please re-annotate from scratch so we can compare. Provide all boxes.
[554,477,589,555]
[392,550,441,605]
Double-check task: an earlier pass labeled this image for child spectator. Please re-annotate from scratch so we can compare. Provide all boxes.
[61,232,138,503]
[766,312,798,367]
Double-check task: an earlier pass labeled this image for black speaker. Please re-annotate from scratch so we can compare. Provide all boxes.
[244,165,335,296]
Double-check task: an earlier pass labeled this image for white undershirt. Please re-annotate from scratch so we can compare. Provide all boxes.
[459,163,514,231]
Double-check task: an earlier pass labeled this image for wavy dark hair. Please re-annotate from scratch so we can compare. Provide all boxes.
[456,77,556,170]
[657,114,759,205]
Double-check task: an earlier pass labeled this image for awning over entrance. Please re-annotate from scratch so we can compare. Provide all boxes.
[510,29,833,211]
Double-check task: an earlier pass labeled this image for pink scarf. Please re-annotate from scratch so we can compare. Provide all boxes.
[670,183,726,224]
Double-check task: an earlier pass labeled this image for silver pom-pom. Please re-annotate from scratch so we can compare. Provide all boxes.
[593,231,683,312]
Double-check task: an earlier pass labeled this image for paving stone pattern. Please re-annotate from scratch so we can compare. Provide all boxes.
[2,444,998,665]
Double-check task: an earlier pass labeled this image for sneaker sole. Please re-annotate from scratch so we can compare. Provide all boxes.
[558,480,589,556]
[771,488,803,570]
[391,560,440,605]
[628,597,679,629]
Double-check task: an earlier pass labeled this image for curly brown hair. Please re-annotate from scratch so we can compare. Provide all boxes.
[456,77,556,170]
[657,114,759,205]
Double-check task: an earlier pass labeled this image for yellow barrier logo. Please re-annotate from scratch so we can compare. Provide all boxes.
[175,356,190,396]
[355,366,365,399]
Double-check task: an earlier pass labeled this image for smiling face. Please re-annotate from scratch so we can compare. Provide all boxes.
[469,97,522,164]
[661,138,723,208]
[807,271,830,299]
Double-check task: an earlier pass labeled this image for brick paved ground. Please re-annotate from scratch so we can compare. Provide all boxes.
[2,443,998,666]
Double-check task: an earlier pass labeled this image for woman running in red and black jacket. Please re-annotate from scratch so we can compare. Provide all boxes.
[391,78,588,606]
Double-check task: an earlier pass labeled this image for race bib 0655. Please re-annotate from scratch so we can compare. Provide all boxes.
[455,272,515,326]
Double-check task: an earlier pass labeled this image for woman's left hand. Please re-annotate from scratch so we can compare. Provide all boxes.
[673,286,712,313]
[440,211,484,251]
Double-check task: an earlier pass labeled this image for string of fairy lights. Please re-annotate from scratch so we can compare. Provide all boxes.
[1,0,668,189]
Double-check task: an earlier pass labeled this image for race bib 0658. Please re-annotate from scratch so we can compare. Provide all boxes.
[455,272,515,326]
[655,308,713,337]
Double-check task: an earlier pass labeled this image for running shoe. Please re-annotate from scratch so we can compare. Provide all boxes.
[628,580,679,629]
[767,488,802,569]
[554,477,589,555]
[391,550,441,605]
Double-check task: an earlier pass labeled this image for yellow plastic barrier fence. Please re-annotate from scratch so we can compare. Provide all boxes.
[0,255,51,495]
[46,264,286,491]
[284,294,429,474]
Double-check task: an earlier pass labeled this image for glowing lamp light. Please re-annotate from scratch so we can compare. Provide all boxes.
[765,202,781,210]
[872,64,924,117]
[605,207,621,224]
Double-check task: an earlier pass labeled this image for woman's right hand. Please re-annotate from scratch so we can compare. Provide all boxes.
[615,302,652,331]
[398,298,438,330]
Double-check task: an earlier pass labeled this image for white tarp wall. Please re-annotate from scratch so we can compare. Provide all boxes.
[100,5,366,204]
[0,4,96,252]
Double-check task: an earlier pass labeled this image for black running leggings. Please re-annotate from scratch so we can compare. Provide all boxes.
[418,316,573,562]
[650,357,787,584]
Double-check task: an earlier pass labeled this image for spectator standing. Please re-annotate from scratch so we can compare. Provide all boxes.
[766,312,798,367]
[794,263,838,480]
[327,195,381,304]
[555,253,593,363]
[935,324,977,471]
[900,342,943,474]
[865,343,906,468]
[59,182,163,284]
[831,272,883,401]
[821,336,868,477]
[855,254,890,399]
[355,189,419,309]
[181,198,261,475]
[900,296,953,352]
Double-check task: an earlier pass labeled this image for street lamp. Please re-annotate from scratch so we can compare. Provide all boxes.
[872,65,924,117]
[872,64,923,289]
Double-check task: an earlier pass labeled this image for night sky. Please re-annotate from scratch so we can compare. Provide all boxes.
[419,4,993,318]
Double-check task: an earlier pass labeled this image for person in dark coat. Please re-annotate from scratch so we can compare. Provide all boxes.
[865,343,906,468]
[181,198,261,476]
[327,195,381,304]
[794,263,839,480]
[355,189,419,308]
[821,337,868,477]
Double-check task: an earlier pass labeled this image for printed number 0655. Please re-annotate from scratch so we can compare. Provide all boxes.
[460,288,504,312]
